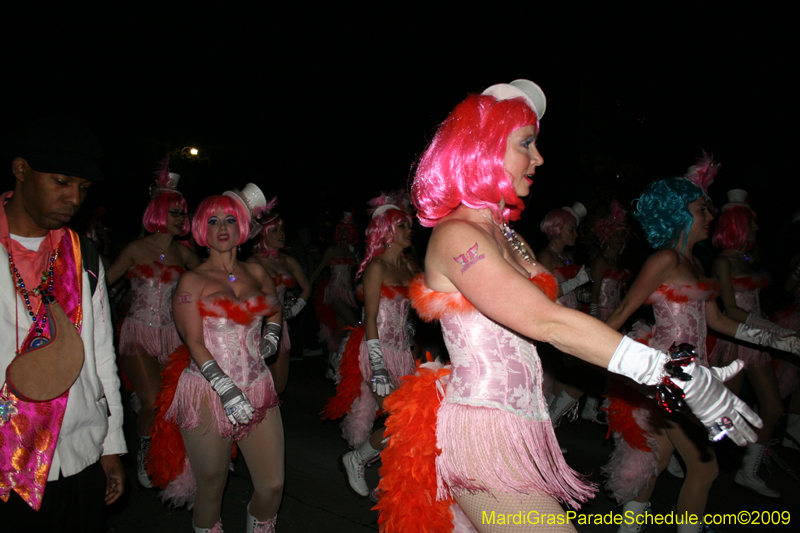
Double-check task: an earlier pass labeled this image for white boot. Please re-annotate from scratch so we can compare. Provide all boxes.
[137,434,153,488]
[341,440,380,496]
[617,500,649,533]
[246,502,276,533]
[580,394,608,424]
[549,389,580,428]
[666,453,685,478]
[734,442,780,498]
[193,519,223,532]
[782,413,800,449]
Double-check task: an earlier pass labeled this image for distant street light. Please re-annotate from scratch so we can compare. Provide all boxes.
[180,146,199,157]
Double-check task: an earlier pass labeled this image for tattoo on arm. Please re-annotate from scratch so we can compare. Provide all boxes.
[453,243,485,274]
[176,291,193,304]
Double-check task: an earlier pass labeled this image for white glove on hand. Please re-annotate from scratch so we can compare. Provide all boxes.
[284,297,306,320]
[607,337,762,444]
[259,322,281,359]
[560,266,590,295]
[200,360,254,425]
[367,338,393,397]
[735,317,800,356]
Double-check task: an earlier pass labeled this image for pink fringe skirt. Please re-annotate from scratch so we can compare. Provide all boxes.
[119,320,182,365]
[165,369,279,441]
[435,401,595,509]
[325,282,357,308]
[340,342,415,447]
[708,337,770,368]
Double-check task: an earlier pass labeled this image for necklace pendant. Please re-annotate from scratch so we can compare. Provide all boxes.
[30,336,50,349]
[228,273,236,282]
[0,398,18,424]
[160,253,166,261]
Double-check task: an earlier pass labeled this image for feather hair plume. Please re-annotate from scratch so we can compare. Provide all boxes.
[683,150,719,195]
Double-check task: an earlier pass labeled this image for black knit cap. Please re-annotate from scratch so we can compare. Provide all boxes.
[7,117,104,181]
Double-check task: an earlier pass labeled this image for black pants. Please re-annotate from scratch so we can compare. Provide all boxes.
[2,460,107,533]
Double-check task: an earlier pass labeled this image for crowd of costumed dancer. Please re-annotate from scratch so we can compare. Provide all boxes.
[536,202,601,435]
[707,189,796,498]
[309,212,360,378]
[601,156,800,533]
[322,193,418,500]
[247,200,312,394]
[146,184,285,533]
[105,158,199,488]
[371,79,762,533]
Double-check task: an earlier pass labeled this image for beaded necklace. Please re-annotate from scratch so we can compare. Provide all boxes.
[477,210,536,265]
[548,243,571,265]
[8,248,57,344]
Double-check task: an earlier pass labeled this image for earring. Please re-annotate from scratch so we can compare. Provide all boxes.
[238,246,242,253]
[206,247,210,254]
[387,243,392,249]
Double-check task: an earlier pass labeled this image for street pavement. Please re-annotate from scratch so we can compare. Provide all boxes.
[106,355,799,532]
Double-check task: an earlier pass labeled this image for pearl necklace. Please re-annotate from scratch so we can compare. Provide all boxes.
[476,210,536,265]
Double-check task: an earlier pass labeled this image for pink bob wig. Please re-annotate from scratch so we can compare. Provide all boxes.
[356,208,413,279]
[334,222,359,245]
[252,216,285,255]
[411,93,539,227]
[191,195,250,248]
[712,204,757,252]
[142,191,190,236]
[540,209,576,239]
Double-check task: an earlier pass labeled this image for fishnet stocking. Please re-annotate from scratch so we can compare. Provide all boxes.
[455,491,577,533]
[119,346,166,435]
[182,401,284,527]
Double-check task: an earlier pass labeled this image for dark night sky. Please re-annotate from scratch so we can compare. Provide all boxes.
[3,6,796,257]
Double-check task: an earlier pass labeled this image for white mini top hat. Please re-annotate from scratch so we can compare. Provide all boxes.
[562,202,587,224]
[722,189,751,210]
[482,79,546,119]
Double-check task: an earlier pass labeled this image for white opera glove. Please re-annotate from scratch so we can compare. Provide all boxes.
[284,297,306,320]
[259,322,282,359]
[560,266,590,295]
[607,337,762,445]
[367,338,393,397]
[735,316,800,356]
[200,360,254,425]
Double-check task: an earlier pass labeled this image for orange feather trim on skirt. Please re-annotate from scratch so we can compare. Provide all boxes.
[321,325,366,420]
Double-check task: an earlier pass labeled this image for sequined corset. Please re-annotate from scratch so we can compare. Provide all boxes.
[645,282,718,365]
[731,274,767,316]
[598,268,629,321]
[192,316,266,387]
[329,263,354,292]
[377,286,412,353]
[126,263,184,327]
[440,311,547,420]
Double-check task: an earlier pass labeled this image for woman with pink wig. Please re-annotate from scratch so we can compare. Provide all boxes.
[372,82,761,533]
[322,193,418,500]
[105,159,200,488]
[708,190,792,498]
[310,213,360,365]
[247,202,312,394]
[164,188,283,532]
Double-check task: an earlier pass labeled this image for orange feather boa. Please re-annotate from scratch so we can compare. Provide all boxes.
[321,325,366,420]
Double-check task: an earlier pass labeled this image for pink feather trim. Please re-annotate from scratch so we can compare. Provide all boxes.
[683,150,720,195]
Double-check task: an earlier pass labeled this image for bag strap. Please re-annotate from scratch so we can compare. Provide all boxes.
[78,234,100,296]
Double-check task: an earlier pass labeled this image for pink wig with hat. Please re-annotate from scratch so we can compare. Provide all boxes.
[143,156,190,236]
[713,189,757,251]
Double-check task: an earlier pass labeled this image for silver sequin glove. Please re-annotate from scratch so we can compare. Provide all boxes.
[200,360,254,425]
[284,297,306,320]
[259,322,282,359]
[367,338,393,397]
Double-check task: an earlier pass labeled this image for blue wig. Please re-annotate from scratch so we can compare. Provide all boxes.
[634,178,705,250]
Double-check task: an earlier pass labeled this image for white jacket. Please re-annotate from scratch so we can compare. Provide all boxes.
[0,243,127,480]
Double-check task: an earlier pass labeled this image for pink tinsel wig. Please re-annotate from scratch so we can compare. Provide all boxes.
[356,208,413,279]
[143,191,190,236]
[191,195,250,247]
[411,93,539,227]
[540,208,575,239]
[712,204,757,252]
[252,216,285,255]
[593,200,631,248]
